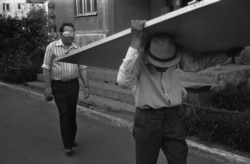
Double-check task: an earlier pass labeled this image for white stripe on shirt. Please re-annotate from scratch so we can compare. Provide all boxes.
[42,39,87,81]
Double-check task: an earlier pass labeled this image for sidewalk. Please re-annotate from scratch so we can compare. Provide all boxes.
[0,81,249,164]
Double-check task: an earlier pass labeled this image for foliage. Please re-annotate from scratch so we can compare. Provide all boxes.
[182,83,250,153]
[238,46,250,65]
[181,104,250,153]
[0,5,49,83]
[211,83,250,112]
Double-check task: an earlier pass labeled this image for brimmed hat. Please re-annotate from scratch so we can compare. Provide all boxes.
[145,35,181,68]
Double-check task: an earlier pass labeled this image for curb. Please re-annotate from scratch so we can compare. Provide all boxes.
[187,140,250,164]
[0,81,249,164]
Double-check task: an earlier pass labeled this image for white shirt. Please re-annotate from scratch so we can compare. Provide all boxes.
[117,47,186,109]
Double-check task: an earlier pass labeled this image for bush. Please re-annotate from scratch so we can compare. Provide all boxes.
[182,83,250,154]
[181,104,250,153]
[211,83,250,112]
[0,5,49,83]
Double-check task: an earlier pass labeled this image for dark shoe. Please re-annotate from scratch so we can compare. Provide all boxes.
[65,148,73,156]
[72,141,79,147]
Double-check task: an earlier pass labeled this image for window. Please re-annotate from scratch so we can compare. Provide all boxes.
[18,3,21,10]
[75,0,97,16]
[3,3,10,11]
[17,3,24,10]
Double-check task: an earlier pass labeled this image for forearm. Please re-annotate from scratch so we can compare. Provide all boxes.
[117,20,145,89]
[79,68,89,88]
[117,47,141,89]
[43,68,52,89]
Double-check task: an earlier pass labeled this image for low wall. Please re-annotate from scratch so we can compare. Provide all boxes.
[74,33,106,47]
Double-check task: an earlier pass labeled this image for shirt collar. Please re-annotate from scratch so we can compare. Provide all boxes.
[55,39,78,49]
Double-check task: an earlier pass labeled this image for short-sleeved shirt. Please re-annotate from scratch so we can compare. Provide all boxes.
[42,39,87,81]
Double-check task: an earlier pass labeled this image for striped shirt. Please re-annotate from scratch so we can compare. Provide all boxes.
[42,39,87,81]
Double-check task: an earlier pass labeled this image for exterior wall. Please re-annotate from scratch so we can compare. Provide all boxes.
[52,0,190,36]
[150,0,168,18]
[113,0,151,33]
[53,0,108,34]
[53,0,108,47]
[150,0,185,18]
[112,0,189,33]
[53,0,151,35]
[51,0,190,46]
[112,0,187,33]
[106,0,115,35]
[53,0,75,31]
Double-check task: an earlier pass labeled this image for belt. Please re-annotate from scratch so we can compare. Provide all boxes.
[52,78,78,83]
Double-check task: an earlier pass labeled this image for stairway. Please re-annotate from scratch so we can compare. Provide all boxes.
[25,65,250,119]
[26,66,213,114]
[25,67,136,121]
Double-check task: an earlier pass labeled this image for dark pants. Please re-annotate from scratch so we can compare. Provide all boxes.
[133,106,188,164]
[52,78,79,149]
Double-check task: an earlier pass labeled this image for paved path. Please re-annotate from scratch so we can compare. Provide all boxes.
[0,85,222,164]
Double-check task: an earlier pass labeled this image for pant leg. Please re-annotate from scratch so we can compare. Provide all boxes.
[67,79,79,145]
[161,107,188,164]
[133,108,164,164]
[52,82,72,149]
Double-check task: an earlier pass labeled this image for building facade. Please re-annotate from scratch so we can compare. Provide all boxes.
[0,0,47,19]
[48,0,193,46]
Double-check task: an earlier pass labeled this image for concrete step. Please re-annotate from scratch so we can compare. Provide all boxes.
[79,95,135,115]
[37,65,250,108]
[38,65,250,87]
[37,66,217,89]
[24,81,44,91]
[181,64,250,86]
[89,81,134,104]
[180,70,216,84]
[87,67,118,84]
[36,74,44,82]
[26,79,213,108]
[24,81,135,114]
[37,67,118,84]
[34,77,134,104]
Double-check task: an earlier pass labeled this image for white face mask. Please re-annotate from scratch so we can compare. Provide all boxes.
[62,31,75,38]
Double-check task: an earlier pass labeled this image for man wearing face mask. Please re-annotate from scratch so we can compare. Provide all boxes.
[42,22,90,155]
[117,20,229,164]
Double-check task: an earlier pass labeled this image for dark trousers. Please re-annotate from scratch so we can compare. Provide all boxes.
[133,106,188,164]
[52,78,79,149]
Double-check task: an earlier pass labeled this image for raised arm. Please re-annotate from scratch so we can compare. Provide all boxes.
[117,20,146,89]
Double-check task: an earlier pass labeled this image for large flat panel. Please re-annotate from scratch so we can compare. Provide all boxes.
[57,0,250,69]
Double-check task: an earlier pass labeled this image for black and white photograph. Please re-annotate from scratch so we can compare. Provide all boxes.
[0,0,250,163]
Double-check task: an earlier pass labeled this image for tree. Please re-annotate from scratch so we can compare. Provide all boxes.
[0,5,49,83]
